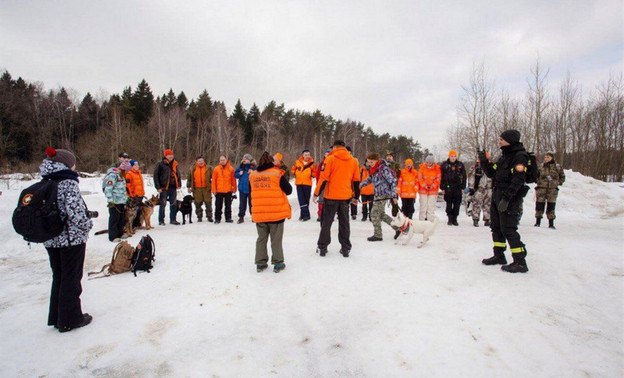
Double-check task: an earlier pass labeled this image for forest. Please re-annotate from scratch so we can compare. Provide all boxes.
[0,71,422,174]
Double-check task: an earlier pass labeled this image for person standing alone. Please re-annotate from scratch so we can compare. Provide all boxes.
[440,150,467,226]
[534,151,565,229]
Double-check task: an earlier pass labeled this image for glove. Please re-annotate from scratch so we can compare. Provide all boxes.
[232,193,238,200]
[469,189,475,196]
[498,198,509,212]
[107,202,115,209]
[478,150,487,162]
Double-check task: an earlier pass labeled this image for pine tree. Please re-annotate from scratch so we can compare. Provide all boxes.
[245,103,260,145]
[229,99,247,130]
[130,79,154,126]
[176,91,188,110]
[163,89,176,110]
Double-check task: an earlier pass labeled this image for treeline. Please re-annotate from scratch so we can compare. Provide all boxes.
[0,71,422,173]
[449,60,623,182]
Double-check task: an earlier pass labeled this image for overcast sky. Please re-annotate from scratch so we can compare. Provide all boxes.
[1,0,621,150]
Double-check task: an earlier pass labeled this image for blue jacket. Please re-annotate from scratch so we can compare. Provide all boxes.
[360,160,397,199]
[234,163,257,194]
[103,167,128,204]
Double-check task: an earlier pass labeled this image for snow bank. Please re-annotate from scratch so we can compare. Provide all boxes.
[0,170,622,377]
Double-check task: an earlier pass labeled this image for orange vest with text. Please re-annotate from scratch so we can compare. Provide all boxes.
[418,163,441,195]
[398,164,418,198]
[250,167,292,223]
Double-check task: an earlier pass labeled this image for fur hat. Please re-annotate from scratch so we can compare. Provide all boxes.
[425,155,435,163]
[45,147,76,169]
[164,149,174,157]
[366,152,380,160]
[500,130,521,144]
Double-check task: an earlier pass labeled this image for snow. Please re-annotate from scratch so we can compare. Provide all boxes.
[0,170,622,377]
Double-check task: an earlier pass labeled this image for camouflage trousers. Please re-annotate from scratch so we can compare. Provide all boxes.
[472,189,491,221]
[193,187,213,220]
[535,188,559,219]
[371,198,395,238]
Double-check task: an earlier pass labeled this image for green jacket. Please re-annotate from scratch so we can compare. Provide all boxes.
[536,161,565,189]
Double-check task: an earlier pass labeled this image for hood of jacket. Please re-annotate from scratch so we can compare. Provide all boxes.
[40,159,69,176]
[331,147,352,161]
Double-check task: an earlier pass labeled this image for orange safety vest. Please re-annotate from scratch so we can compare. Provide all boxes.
[292,157,316,186]
[418,163,441,195]
[193,165,207,188]
[360,166,374,196]
[250,167,291,223]
[398,167,418,198]
[125,169,145,197]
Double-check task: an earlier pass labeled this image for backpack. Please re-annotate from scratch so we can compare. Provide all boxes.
[131,235,155,276]
[524,152,539,184]
[12,179,65,243]
[87,241,135,279]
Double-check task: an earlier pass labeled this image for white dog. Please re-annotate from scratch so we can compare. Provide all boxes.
[390,212,439,248]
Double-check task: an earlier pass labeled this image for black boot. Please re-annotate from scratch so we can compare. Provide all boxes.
[367,236,383,242]
[482,250,507,265]
[452,215,459,226]
[502,252,529,273]
[237,216,244,224]
[473,218,479,227]
[548,219,556,229]
[534,218,541,227]
[447,216,453,225]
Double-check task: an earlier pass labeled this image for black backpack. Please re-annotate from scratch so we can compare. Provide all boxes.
[131,235,155,276]
[12,179,65,243]
[525,152,539,184]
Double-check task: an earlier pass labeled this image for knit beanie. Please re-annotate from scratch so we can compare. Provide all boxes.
[164,149,174,157]
[500,130,521,144]
[45,147,76,169]
[545,151,555,159]
[448,150,458,157]
[425,155,435,163]
[274,152,283,161]
[130,159,138,167]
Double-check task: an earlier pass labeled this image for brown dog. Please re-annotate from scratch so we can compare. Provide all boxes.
[124,197,142,236]
[139,195,161,230]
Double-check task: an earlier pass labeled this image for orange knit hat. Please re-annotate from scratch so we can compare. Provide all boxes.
[448,150,458,157]
[274,152,283,161]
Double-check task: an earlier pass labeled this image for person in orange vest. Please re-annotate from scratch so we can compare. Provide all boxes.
[397,159,418,219]
[315,148,332,221]
[313,140,360,257]
[187,156,214,223]
[250,152,293,273]
[154,149,181,225]
[359,161,374,221]
[417,155,441,221]
[125,159,145,228]
[291,148,316,221]
[212,155,237,223]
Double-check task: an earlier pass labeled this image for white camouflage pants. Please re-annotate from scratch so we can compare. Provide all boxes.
[472,189,491,221]
[418,194,437,221]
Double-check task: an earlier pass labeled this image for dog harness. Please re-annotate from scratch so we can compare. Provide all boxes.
[399,221,411,235]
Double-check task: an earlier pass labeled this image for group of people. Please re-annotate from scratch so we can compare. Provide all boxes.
[36,128,567,333]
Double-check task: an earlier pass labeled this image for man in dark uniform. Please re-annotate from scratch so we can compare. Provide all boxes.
[478,130,530,273]
[440,150,467,226]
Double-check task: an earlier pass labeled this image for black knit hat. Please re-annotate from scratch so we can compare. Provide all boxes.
[500,129,521,144]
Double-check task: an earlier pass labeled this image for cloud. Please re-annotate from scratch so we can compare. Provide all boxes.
[0,0,621,149]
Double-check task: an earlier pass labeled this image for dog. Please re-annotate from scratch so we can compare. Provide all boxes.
[176,195,194,224]
[124,197,142,236]
[390,212,439,248]
[139,195,161,230]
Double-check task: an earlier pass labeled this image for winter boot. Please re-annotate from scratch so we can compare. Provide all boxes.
[273,263,286,273]
[159,221,166,226]
[58,313,92,333]
[501,252,529,273]
[362,214,368,221]
[548,219,556,229]
[534,218,541,227]
[367,236,383,242]
[447,216,453,226]
[225,218,233,223]
[207,216,214,223]
[237,216,244,224]
[484,220,490,227]
[316,248,327,257]
[214,219,221,224]
[452,215,459,226]
[473,218,479,227]
[340,248,350,258]
[351,214,357,220]
[170,220,180,225]
[256,264,268,272]
[482,250,507,265]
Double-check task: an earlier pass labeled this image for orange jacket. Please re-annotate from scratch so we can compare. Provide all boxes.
[418,163,441,195]
[292,156,316,186]
[398,162,418,198]
[360,165,374,196]
[125,169,145,197]
[314,147,359,200]
[188,163,212,190]
[212,162,237,193]
[250,167,291,223]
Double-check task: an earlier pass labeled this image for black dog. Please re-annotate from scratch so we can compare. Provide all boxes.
[177,195,194,224]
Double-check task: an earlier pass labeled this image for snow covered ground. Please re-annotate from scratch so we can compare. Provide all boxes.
[0,170,622,377]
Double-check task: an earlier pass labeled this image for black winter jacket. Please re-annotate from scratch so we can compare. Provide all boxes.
[154,158,181,190]
[440,159,467,189]
[480,143,529,201]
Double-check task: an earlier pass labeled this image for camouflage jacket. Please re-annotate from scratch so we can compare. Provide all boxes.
[536,161,565,189]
